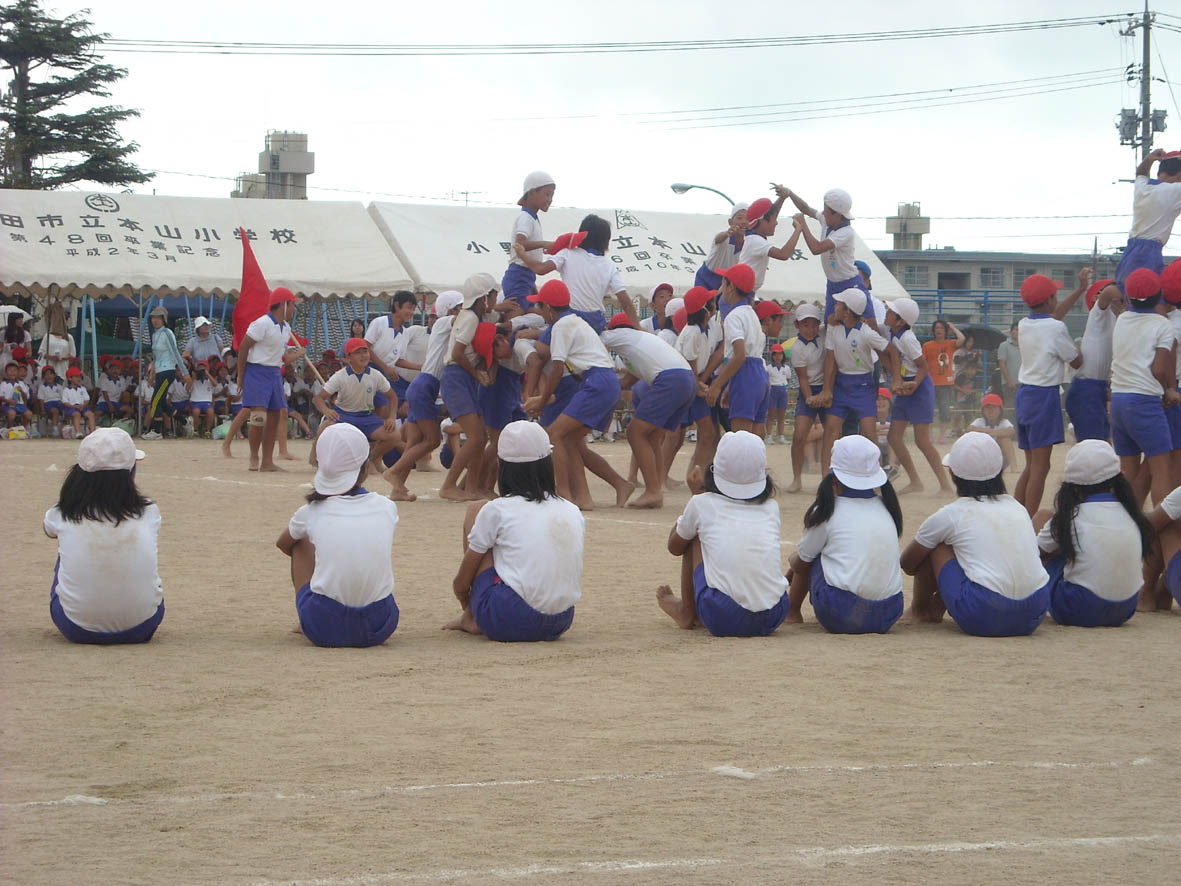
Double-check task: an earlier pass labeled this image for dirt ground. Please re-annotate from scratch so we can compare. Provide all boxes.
[1,435,1179,886]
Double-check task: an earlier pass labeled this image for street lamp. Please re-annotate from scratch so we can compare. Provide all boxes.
[670,182,734,206]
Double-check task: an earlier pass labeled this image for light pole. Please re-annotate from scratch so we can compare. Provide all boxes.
[670,182,734,206]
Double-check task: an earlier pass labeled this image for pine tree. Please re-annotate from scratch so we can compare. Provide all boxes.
[0,0,153,189]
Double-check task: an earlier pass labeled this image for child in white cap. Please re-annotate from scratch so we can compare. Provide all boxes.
[446,420,583,641]
[276,422,400,647]
[781,186,872,322]
[787,303,826,492]
[502,171,556,309]
[1033,439,1152,627]
[43,428,164,644]
[694,203,748,291]
[786,435,904,633]
[901,432,1050,636]
[657,430,788,637]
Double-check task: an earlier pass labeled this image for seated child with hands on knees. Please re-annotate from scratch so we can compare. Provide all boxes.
[901,432,1050,636]
[276,422,400,648]
[970,393,1017,471]
[1034,439,1153,627]
[446,420,583,642]
[786,435,905,633]
[43,428,165,644]
[657,431,789,637]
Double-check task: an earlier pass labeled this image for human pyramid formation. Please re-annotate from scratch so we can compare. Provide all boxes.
[34,150,1181,646]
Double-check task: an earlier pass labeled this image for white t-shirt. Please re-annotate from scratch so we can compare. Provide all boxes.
[820,220,857,282]
[1111,310,1175,396]
[40,333,76,377]
[1162,485,1181,520]
[600,328,690,383]
[189,376,214,403]
[549,312,614,374]
[466,495,584,614]
[510,208,545,267]
[0,329,31,368]
[445,309,481,368]
[676,324,713,374]
[549,248,626,315]
[791,334,826,387]
[0,379,29,405]
[738,233,772,292]
[37,381,63,403]
[61,384,90,407]
[323,365,390,413]
[1074,305,1118,382]
[914,496,1049,598]
[656,328,678,349]
[245,314,291,367]
[969,417,1013,431]
[704,234,740,272]
[1170,309,1181,384]
[393,325,430,383]
[795,495,902,600]
[675,492,786,612]
[287,492,398,607]
[1036,498,1144,601]
[168,378,188,402]
[766,362,790,386]
[1129,175,1181,244]
[890,328,923,379]
[826,322,888,375]
[44,504,164,632]
[722,303,765,361]
[1017,315,1079,387]
[99,373,126,401]
[497,338,535,376]
[364,315,402,366]
[421,315,454,379]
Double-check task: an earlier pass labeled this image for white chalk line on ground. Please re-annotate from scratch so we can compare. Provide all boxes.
[1,757,1155,810]
[251,834,1181,884]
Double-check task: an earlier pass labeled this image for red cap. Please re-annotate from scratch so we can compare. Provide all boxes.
[527,279,571,307]
[755,300,786,320]
[981,393,1004,408]
[40,364,55,375]
[322,348,336,358]
[683,285,713,314]
[11,347,27,360]
[672,306,688,333]
[1085,278,1115,311]
[545,231,588,254]
[1125,267,1162,301]
[717,263,756,295]
[197,360,209,367]
[68,357,81,365]
[472,321,496,368]
[66,367,82,378]
[877,386,892,401]
[607,312,634,330]
[1162,150,1181,159]
[745,197,773,229]
[344,337,369,356]
[1019,273,1063,307]
[269,286,297,305]
[770,343,784,353]
[1162,259,1181,304]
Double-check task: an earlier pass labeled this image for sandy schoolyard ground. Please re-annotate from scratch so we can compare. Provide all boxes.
[1,436,1179,885]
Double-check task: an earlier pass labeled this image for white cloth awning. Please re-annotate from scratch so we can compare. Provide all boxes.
[0,190,412,299]
[368,202,909,302]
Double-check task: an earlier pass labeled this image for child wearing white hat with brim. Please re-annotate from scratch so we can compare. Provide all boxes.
[276,422,400,647]
[657,431,788,637]
[786,435,905,633]
[446,420,584,642]
[43,428,164,644]
[901,432,1050,636]
[1033,440,1152,627]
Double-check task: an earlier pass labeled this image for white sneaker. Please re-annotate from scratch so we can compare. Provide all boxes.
[141,430,163,440]
[777,435,788,444]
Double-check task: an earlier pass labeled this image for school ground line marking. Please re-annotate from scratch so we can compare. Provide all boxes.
[250,834,1181,885]
[1,757,1155,811]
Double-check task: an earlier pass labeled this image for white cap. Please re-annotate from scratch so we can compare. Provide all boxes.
[665,297,684,316]
[795,304,822,323]
[889,297,920,327]
[518,170,555,205]
[462,272,499,309]
[77,427,144,472]
[943,431,1004,482]
[823,188,853,220]
[730,202,750,218]
[830,435,887,490]
[646,282,674,303]
[712,430,768,499]
[498,420,552,463]
[313,422,370,495]
[432,290,464,316]
[193,315,211,330]
[835,287,867,316]
[1063,439,1121,485]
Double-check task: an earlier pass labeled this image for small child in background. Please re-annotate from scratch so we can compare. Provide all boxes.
[188,360,217,437]
[37,366,64,434]
[970,393,1017,471]
[1,361,32,430]
[61,367,95,437]
[213,364,230,418]
[787,304,826,492]
[766,343,790,444]
[168,374,190,437]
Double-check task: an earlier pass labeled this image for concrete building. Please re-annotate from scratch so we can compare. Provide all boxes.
[231,131,315,200]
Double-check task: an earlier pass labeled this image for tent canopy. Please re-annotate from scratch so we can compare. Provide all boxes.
[368,202,909,302]
[0,190,412,299]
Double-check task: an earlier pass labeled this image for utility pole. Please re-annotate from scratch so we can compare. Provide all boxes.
[1117,4,1164,158]
[1139,1,1152,157]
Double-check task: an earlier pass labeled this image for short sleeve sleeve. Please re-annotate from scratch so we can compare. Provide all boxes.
[43,506,61,538]
[1161,486,1181,521]
[828,226,855,251]
[453,311,477,346]
[899,332,922,362]
[607,265,626,294]
[364,317,384,345]
[914,505,954,550]
[723,310,746,344]
[1154,320,1176,351]
[373,371,391,393]
[511,213,532,241]
[790,344,807,368]
[969,418,985,428]
[825,333,837,352]
[466,500,499,554]
[549,318,574,363]
[287,505,310,541]
[322,369,344,396]
[549,250,568,274]
[674,495,703,541]
[1036,520,1059,554]
[867,326,890,352]
[795,522,829,563]
[1054,323,1079,362]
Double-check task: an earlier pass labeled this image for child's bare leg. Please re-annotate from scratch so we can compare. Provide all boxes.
[888,419,923,494]
[906,543,953,622]
[1016,445,1052,516]
[476,429,501,497]
[576,435,634,507]
[247,410,264,469]
[1146,452,1173,508]
[627,417,664,508]
[564,425,594,510]
[786,554,811,624]
[439,413,485,501]
[788,414,814,492]
[730,418,754,433]
[222,407,251,457]
[1142,523,1181,611]
[258,411,284,471]
[277,408,298,459]
[289,537,316,591]
[690,417,717,481]
[657,539,700,629]
[914,422,953,491]
[820,414,843,475]
[386,421,438,500]
[662,427,685,488]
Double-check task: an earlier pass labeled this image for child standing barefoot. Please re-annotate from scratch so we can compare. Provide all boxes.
[657,431,788,637]
[787,304,825,492]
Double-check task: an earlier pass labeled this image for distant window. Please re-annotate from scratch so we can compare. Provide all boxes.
[980,267,1005,288]
[903,265,929,287]
[1051,268,1076,288]
[1013,267,1037,283]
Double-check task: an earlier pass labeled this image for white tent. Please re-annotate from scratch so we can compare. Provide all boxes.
[0,190,412,298]
[368,202,908,303]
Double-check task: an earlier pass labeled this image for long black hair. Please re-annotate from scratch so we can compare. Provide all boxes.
[578,214,611,253]
[804,473,903,536]
[1049,475,1154,563]
[5,312,24,344]
[305,464,368,503]
[952,472,1006,500]
[687,299,714,332]
[703,463,776,504]
[499,455,557,502]
[57,466,151,525]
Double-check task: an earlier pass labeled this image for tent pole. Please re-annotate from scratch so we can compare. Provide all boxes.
[88,295,98,380]
[78,294,88,380]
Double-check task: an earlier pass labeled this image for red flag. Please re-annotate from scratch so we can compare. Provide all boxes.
[232,227,272,350]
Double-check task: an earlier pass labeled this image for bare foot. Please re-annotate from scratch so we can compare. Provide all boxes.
[663,476,684,490]
[897,482,925,496]
[386,481,417,502]
[786,479,802,493]
[939,483,955,494]
[785,610,804,625]
[291,623,304,634]
[248,456,260,471]
[474,488,496,500]
[574,496,596,512]
[439,486,478,502]
[441,610,482,634]
[279,451,298,461]
[416,458,440,472]
[628,491,664,509]
[614,480,637,508]
[258,463,285,472]
[656,585,694,629]
[221,442,233,458]
[902,606,944,624]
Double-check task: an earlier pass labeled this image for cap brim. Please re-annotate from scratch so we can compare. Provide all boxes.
[832,465,886,490]
[134,449,146,461]
[712,470,767,500]
[313,467,358,495]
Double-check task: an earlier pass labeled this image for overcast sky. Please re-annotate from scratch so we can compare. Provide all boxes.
[39,0,1181,256]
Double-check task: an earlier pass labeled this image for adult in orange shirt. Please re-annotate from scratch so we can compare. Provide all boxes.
[921,319,965,444]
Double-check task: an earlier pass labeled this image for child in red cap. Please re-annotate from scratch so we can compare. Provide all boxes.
[735,186,800,295]
[969,393,1016,472]
[707,263,771,436]
[62,366,96,436]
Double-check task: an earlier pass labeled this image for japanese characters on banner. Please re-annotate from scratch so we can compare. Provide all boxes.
[0,190,411,298]
[368,203,908,303]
